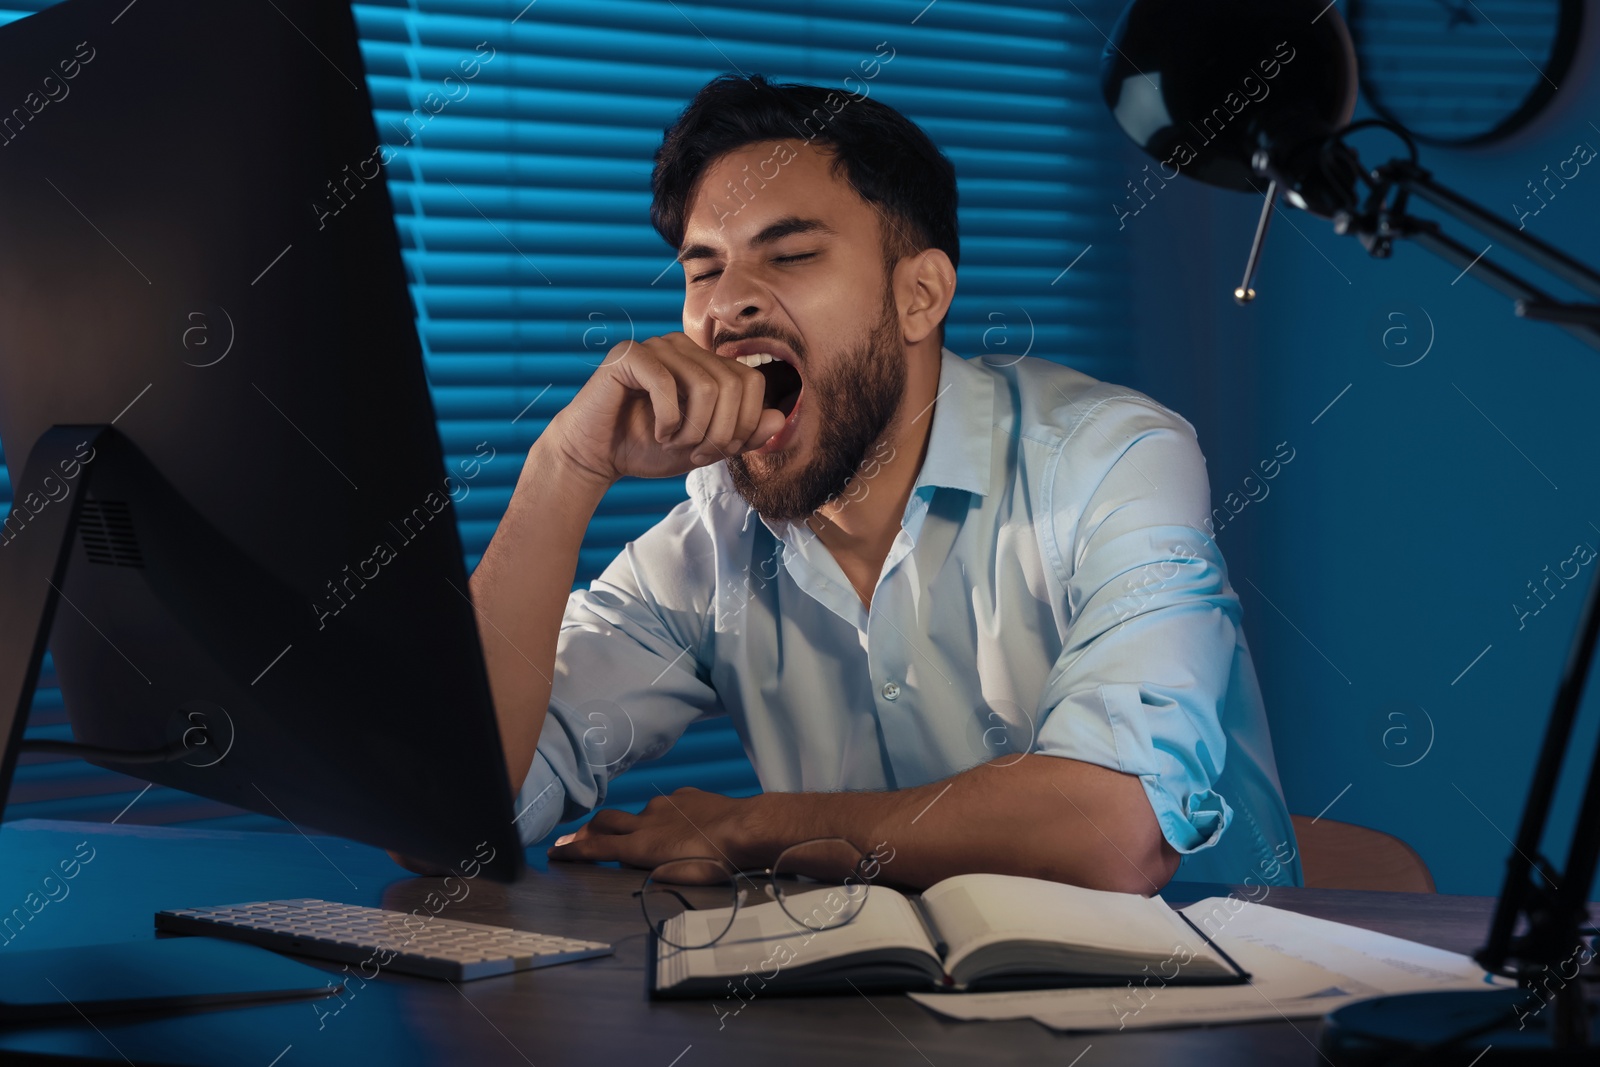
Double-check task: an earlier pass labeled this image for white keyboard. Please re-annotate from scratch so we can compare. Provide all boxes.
[155,898,612,981]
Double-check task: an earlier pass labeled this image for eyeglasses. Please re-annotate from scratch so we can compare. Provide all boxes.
[634,837,880,950]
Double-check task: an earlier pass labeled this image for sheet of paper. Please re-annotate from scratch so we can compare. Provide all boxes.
[908,897,1513,1032]
[1179,897,1511,995]
[1032,987,1371,1031]
[910,914,1359,1026]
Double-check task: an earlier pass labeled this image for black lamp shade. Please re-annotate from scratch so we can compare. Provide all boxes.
[1101,0,1358,212]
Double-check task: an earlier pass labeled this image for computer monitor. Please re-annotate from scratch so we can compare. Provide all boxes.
[0,0,522,883]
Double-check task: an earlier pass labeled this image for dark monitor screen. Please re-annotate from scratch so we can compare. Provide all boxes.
[0,0,522,880]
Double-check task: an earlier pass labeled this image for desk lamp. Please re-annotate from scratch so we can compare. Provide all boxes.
[1102,1,1600,1061]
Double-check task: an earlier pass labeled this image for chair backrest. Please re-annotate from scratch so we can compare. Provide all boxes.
[1289,815,1436,893]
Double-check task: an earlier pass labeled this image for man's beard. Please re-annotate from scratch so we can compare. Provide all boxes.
[725,287,905,524]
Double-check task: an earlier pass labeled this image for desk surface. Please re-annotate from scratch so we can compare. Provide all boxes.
[0,819,1508,1066]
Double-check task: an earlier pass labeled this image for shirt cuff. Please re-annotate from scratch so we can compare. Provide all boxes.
[1034,682,1233,857]
[1138,775,1232,855]
[512,750,567,847]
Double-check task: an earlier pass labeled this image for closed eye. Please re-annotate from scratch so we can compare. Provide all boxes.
[689,252,816,283]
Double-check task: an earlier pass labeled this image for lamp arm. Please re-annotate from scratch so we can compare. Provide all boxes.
[1396,165,1600,302]
[1340,159,1600,349]
[1403,226,1600,351]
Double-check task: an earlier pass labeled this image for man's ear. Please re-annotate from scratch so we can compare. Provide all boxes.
[895,248,956,346]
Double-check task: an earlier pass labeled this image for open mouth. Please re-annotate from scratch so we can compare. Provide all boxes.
[755,359,803,417]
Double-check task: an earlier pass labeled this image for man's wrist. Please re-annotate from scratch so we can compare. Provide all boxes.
[735,790,886,869]
[525,430,615,505]
[733,791,828,868]
[732,792,780,868]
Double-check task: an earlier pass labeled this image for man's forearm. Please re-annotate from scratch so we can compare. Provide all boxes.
[742,755,1180,894]
[470,435,611,798]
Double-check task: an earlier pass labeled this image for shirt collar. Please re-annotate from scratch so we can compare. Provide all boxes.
[912,346,994,499]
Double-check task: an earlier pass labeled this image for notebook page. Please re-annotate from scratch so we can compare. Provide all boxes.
[920,874,1217,973]
[658,884,933,988]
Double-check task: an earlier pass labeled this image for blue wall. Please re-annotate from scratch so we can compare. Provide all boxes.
[1119,11,1600,896]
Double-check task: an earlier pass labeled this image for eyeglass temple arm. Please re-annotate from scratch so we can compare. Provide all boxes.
[633,887,705,912]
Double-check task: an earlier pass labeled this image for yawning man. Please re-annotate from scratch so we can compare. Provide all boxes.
[444,74,1299,893]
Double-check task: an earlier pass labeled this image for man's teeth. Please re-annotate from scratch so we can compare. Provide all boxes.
[733,353,775,367]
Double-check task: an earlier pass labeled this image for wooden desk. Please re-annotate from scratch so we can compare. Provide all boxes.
[0,819,1505,1066]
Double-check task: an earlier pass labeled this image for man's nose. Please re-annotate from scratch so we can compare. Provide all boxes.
[707,266,767,324]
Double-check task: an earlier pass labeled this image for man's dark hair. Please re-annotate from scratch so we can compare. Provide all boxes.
[650,73,960,273]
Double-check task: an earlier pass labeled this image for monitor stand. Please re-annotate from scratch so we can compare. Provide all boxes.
[0,425,342,1020]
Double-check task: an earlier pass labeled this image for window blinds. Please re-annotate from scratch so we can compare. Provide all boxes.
[0,0,1130,838]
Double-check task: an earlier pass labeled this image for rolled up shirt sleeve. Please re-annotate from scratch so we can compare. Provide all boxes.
[1032,395,1238,856]
[512,497,725,847]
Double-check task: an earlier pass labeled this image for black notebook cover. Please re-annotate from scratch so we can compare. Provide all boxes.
[646,908,1252,1000]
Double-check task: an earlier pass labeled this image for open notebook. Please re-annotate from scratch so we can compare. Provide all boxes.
[649,873,1248,998]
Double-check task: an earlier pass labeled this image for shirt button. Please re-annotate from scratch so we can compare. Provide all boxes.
[881,681,901,702]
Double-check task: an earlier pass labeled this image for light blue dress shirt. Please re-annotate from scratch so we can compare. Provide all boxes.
[514,347,1302,887]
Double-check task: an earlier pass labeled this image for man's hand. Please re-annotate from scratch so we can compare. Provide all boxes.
[546,787,762,871]
[548,332,788,485]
